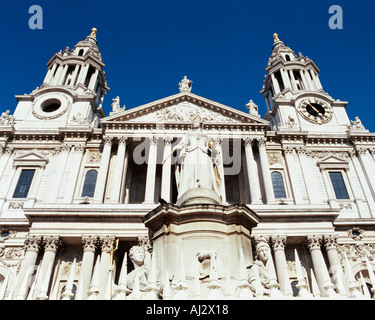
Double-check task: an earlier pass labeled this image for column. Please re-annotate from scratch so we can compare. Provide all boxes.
[48,144,71,203]
[0,146,12,180]
[71,64,81,86]
[270,235,293,296]
[305,69,316,90]
[280,68,291,89]
[310,69,322,90]
[323,235,348,296]
[57,65,69,86]
[288,70,297,90]
[283,146,304,204]
[88,69,99,91]
[350,150,375,215]
[33,235,61,299]
[77,236,98,300]
[63,144,85,203]
[143,136,158,204]
[213,138,227,203]
[299,70,311,90]
[270,73,280,94]
[44,64,57,84]
[243,138,262,204]
[93,136,113,203]
[161,137,173,202]
[109,137,128,203]
[257,138,275,204]
[356,147,375,199]
[77,63,89,85]
[98,235,116,299]
[306,235,334,297]
[14,235,42,298]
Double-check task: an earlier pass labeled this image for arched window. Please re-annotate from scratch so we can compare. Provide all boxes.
[285,54,291,61]
[78,49,84,56]
[271,171,287,199]
[81,170,98,198]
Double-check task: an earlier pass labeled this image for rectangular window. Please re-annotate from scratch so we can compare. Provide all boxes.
[329,171,349,199]
[13,169,35,198]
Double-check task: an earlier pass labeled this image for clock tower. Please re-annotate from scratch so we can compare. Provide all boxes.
[261,34,350,133]
[13,28,109,130]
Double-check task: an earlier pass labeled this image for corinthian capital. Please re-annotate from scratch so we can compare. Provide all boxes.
[323,234,338,250]
[306,235,323,251]
[82,235,99,252]
[24,235,42,252]
[43,235,62,252]
[257,137,267,147]
[270,235,287,251]
[99,235,116,251]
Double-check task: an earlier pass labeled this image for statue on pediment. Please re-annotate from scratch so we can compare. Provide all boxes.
[111,96,125,113]
[246,100,260,117]
[179,76,193,93]
[350,116,365,130]
[0,110,15,125]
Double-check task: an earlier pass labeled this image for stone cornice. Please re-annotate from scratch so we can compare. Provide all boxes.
[46,52,106,69]
[143,203,261,232]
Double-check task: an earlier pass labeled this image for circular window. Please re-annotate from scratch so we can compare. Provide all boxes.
[41,99,61,113]
[32,93,71,120]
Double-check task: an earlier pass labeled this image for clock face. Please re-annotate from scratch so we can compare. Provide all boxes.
[298,98,333,124]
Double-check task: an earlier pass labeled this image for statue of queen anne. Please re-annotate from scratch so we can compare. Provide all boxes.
[162,120,221,202]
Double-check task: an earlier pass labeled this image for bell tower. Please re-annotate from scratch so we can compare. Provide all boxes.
[260,33,350,133]
[13,28,109,129]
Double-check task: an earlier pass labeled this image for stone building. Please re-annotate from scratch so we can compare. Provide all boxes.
[0,29,374,300]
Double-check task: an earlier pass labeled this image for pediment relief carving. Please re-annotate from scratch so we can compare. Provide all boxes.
[133,101,241,124]
[103,93,269,126]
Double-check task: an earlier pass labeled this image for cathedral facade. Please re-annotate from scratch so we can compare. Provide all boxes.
[0,29,375,300]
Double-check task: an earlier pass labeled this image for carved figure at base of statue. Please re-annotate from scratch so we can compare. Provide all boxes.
[126,246,149,293]
[247,241,272,296]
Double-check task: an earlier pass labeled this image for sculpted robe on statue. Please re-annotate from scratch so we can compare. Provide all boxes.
[163,120,221,204]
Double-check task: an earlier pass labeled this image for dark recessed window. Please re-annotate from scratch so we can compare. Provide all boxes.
[81,170,98,198]
[271,171,287,199]
[13,169,35,198]
[329,171,349,199]
[41,99,61,113]
[1,231,9,238]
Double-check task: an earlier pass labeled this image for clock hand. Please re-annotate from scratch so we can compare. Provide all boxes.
[307,102,323,117]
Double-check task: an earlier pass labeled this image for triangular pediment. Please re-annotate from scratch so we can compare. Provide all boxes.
[13,151,49,168]
[102,92,269,126]
[317,155,349,169]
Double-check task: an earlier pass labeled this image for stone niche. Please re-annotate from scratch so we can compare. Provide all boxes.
[142,203,260,284]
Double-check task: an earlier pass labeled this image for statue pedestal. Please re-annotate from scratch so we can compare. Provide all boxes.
[176,188,221,206]
[142,202,260,299]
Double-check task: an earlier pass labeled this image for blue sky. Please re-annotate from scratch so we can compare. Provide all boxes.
[1,0,374,132]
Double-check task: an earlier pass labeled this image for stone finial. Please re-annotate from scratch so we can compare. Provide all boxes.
[179,76,193,93]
